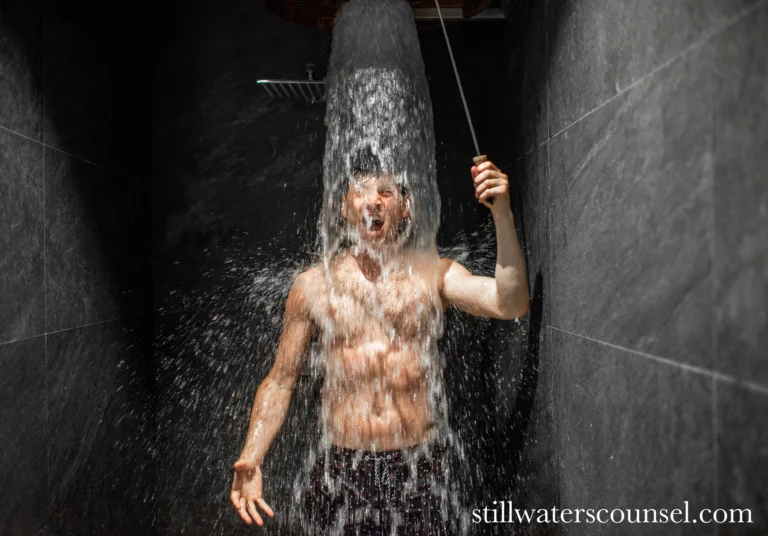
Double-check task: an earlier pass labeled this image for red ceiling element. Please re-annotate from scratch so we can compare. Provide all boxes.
[264,0,494,30]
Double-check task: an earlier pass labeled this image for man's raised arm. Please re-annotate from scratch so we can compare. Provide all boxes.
[440,159,529,320]
[230,269,314,526]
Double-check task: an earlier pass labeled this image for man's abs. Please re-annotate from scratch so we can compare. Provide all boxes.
[320,343,436,451]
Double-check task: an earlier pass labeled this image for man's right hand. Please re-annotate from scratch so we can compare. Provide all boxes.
[230,458,275,526]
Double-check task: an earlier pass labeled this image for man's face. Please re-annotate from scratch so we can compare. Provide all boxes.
[341,174,409,245]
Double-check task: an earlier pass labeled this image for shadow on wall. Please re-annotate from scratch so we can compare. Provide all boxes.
[508,271,545,475]
[480,0,569,532]
[1,0,153,534]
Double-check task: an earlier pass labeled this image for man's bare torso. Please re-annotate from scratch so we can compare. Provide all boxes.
[303,253,447,451]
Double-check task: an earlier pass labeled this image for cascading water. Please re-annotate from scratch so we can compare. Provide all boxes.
[319,0,440,259]
[284,0,471,533]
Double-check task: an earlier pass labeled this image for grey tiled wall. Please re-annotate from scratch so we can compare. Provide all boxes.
[0,1,153,534]
[505,0,768,534]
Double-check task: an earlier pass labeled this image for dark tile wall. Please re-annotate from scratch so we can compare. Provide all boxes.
[711,7,768,387]
[0,1,153,535]
[0,336,47,535]
[504,0,768,534]
[549,43,713,369]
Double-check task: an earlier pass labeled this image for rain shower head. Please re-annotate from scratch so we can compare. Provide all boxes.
[257,79,325,103]
[257,63,326,104]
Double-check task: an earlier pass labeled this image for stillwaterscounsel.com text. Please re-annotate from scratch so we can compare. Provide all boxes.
[472,501,753,525]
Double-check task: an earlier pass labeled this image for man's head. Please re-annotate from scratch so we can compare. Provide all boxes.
[340,146,410,247]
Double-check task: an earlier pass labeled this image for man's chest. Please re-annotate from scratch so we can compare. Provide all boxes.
[308,271,443,340]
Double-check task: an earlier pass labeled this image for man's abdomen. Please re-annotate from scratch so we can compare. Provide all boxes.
[322,384,434,451]
[320,339,437,449]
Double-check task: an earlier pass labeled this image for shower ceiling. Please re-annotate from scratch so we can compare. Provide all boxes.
[264,0,510,29]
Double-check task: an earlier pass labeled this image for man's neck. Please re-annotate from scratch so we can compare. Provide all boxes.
[354,252,380,280]
[351,245,405,281]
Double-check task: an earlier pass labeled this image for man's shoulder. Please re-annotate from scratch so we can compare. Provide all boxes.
[437,256,471,280]
[293,264,324,293]
[297,264,321,278]
[438,256,455,276]
[286,266,323,318]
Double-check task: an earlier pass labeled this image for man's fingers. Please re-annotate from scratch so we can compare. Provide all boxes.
[475,160,499,173]
[247,500,265,526]
[257,498,276,518]
[479,184,506,197]
[472,161,500,181]
[235,497,253,525]
[476,177,502,193]
[473,169,494,185]
[231,486,255,525]
[476,161,492,172]
[473,169,506,186]
[479,185,506,202]
[476,178,505,196]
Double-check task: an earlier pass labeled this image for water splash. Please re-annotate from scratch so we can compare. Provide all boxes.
[292,0,473,533]
[150,0,531,533]
[320,0,439,262]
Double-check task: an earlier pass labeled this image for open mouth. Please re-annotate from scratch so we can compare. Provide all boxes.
[368,218,384,232]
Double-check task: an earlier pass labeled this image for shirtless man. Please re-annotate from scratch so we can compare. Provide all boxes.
[230,153,529,533]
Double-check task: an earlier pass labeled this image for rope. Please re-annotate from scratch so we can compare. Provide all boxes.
[433,0,481,155]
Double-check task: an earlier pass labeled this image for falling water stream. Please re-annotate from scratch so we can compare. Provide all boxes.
[293,0,465,533]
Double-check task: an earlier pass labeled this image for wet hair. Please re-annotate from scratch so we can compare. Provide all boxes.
[342,145,408,198]
[350,144,382,178]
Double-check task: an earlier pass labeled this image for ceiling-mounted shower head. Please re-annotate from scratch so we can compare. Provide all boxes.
[257,63,326,104]
[264,0,506,30]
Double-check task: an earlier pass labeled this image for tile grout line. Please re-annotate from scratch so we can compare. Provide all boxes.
[44,136,50,523]
[0,332,48,347]
[549,326,768,397]
[713,376,719,526]
[707,30,720,530]
[546,0,768,145]
[543,0,562,511]
[45,316,126,337]
[0,123,144,186]
[42,5,50,521]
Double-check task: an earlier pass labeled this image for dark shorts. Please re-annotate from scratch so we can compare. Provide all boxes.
[303,441,456,535]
